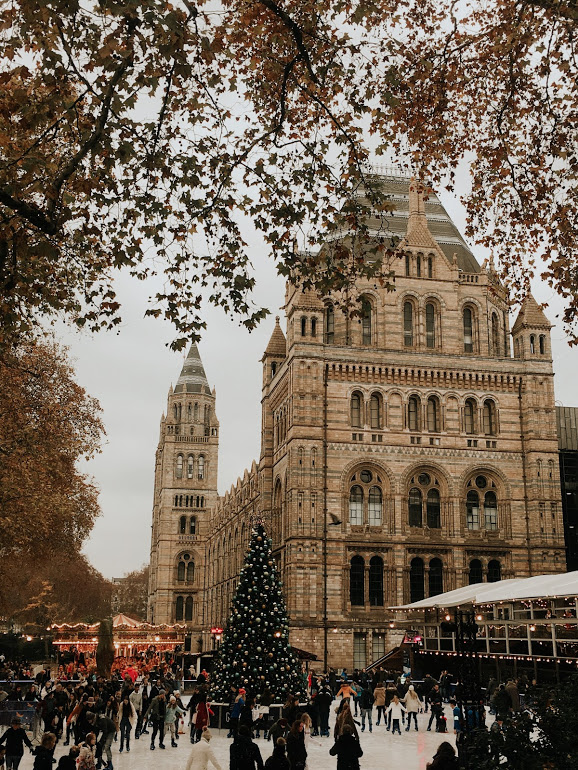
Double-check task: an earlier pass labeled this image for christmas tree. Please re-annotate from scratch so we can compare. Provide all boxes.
[210,522,303,701]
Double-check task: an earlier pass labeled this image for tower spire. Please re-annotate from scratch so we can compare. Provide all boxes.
[175,342,209,393]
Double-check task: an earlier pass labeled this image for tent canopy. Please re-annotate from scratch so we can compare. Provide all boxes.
[391,571,578,610]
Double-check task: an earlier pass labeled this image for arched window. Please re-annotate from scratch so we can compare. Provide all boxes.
[187,454,194,479]
[350,556,365,605]
[404,301,414,347]
[487,559,501,583]
[177,561,185,581]
[368,487,382,526]
[405,254,411,276]
[198,455,205,480]
[175,596,184,621]
[349,486,364,525]
[351,392,363,428]
[464,398,477,435]
[173,404,178,420]
[408,487,422,527]
[311,317,317,337]
[175,454,184,479]
[491,313,500,355]
[426,488,441,528]
[484,491,498,530]
[427,396,440,433]
[185,596,193,621]
[370,393,382,429]
[466,490,480,530]
[463,307,474,352]
[530,334,535,354]
[539,335,546,354]
[429,558,443,597]
[361,298,372,345]
[427,256,433,278]
[186,561,194,582]
[324,304,335,344]
[301,317,307,337]
[408,395,421,431]
[187,403,192,420]
[174,494,179,507]
[369,556,384,606]
[189,516,196,535]
[179,515,186,534]
[194,402,199,421]
[483,400,497,436]
[469,559,483,584]
[409,558,425,603]
[426,303,436,348]
[416,254,422,277]
[271,362,277,377]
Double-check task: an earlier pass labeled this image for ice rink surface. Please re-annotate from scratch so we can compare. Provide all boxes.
[24,705,459,770]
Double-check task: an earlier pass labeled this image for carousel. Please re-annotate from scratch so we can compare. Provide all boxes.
[51,613,186,660]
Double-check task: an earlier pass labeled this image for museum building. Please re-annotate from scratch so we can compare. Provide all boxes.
[147,171,567,669]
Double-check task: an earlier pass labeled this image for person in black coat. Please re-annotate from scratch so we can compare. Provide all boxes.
[230,725,264,770]
[286,721,306,770]
[316,686,333,738]
[426,740,459,770]
[264,737,290,770]
[329,724,363,770]
[0,716,33,765]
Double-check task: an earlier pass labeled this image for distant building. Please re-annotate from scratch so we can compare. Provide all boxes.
[557,407,578,571]
[148,172,567,669]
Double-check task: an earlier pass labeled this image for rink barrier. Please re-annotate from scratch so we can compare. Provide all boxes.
[206,703,285,731]
[0,701,37,730]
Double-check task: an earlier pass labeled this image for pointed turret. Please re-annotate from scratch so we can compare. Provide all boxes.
[175,343,210,393]
[403,179,438,249]
[262,317,286,385]
[512,293,552,360]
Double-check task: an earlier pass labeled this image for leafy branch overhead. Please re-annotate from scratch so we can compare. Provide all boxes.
[1,0,576,347]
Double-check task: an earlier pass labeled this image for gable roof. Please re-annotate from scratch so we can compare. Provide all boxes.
[512,294,552,335]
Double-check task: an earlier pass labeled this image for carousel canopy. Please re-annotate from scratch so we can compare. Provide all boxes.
[391,571,578,610]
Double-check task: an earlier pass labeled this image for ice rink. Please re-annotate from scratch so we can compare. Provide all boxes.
[25,705,459,770]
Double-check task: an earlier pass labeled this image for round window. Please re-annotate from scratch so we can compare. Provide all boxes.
[183,553,190,561]
[475,476,487,489]
[418,473,431,486]
[360,470,373,484]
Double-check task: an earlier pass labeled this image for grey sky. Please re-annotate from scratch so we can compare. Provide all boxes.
[61,189,578,579]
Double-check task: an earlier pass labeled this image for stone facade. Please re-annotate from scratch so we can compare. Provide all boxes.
[148,173,565,669]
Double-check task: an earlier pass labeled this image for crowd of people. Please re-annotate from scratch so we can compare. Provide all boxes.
[0,654,533,770]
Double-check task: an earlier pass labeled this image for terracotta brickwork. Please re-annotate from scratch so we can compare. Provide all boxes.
[149,176,565,668]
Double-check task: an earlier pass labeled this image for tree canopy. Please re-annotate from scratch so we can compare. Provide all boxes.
[1,0,576,347]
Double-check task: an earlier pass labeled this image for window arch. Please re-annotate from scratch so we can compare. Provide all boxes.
[185,596,193,621]
[464,398,477,434]
[427,256,433,278]
[539,335,546,354]
[370,393,382,429]
[175,596,184,621]
[491,313,500,356]
[301,316,307,337]
[405,253,411,277]
[483,399,497,436]
[361,297,373,345]
[408,395,421,431]
[179,515,186,534]
[197,455,205,480]
[426,488,441,528]
[427,396,440,433]
[349,486,364,525]
[177,561,185,581]
[408,488,422,527]
[368,487,383,526]
[487,559,501,583]
[466,490,480,530]
[271,362,277,377]
[187,454,194,479]
[429,558,443,597]
[311,317,317,337]
[463,306,474,352]
[484,491,498,530]
[409,558,425,603]
[186,560,194,582]
[530,334,535,354]
[189,516,197,535]
[350,556,365,606]
[416,254,422,278]
[425,302,436,348]
[324,304,335,344]
[404,301,414,347]
[194,402,199,421]
[369,556,384,606]
[469,559,483,584]
[175,454,184,479]
[351,392,363,428]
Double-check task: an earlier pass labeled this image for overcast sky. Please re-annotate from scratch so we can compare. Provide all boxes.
[59,186,578,580]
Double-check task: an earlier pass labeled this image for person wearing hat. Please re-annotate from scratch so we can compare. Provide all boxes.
[402,684,423,731]
[185,727,222,770]
[228,689,245,739]
[0,716,33,769]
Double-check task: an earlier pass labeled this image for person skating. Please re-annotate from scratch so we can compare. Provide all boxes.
[32,733,57,770]
[402,685,422,731]
[185,727,222,770]
[56,746,80,770]
[333,701,359,741]
[118,694,136,753]
[268,718,289,745]
[373,682,385,726]
[359,685,374,733]
[286,720,306,770]
[427,686,443,731]
[385,695,406,736]
[230,724,264,770]
[316,685,333,737]
[426,741,459,770]
[77,733,97,770]
[192,691,210,744]
[264,737,290,770]
[329,724,363,770]
[129,683,143,738]
[0,716,33,769]
[143,689,167,750]
[228,689,246,739]
[85,712,116,770]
